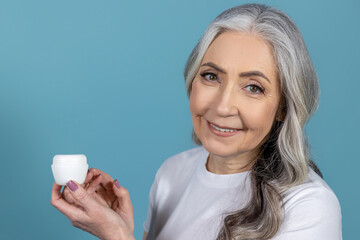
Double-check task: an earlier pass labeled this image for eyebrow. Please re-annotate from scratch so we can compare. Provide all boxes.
[200,62,271,83]
[201,62,226,74]
[240,71,271,83]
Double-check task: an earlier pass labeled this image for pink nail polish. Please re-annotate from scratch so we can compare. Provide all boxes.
[114,179,121,189]
[67,180,78,191]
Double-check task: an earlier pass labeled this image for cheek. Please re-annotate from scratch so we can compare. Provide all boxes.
[189,80,212,117]
[189,82,201,132]
[189,80,215,139]
[241,101,278,134]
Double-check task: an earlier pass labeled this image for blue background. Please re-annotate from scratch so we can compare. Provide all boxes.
[0,0,358,239]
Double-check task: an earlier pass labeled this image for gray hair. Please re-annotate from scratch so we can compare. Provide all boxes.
[184,4,321,239]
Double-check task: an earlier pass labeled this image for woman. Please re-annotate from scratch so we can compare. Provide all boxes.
[51,4,342,240]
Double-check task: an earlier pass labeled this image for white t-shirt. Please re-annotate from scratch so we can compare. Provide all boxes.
[143,147,342,240]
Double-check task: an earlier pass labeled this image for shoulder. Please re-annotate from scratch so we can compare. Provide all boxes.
[156,146,206,176]
[277,169,342,239]
[283,169,341,213]
[151,146,208,187]
[148,146,207,208]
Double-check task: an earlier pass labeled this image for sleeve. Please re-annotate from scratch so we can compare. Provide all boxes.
[143,172,159,233]
[274,187,342,240]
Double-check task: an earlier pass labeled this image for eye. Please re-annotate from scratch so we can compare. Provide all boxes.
[200,72,218,82]
[245,84,264,94]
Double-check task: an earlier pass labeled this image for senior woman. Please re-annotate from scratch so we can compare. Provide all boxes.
[51,4,342,240]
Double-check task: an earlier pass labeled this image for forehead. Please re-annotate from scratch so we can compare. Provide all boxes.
[202,31,278,79]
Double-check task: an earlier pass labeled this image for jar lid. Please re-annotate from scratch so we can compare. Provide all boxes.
[52,154,87,166]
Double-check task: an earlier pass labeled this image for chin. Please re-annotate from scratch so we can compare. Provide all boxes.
[201,137,244,158]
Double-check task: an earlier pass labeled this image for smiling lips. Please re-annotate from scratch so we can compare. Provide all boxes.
[207,120,241,137]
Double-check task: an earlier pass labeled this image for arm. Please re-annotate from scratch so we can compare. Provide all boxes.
[143,232,148,240]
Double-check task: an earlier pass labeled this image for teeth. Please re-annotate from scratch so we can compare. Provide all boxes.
[210,123,237,132]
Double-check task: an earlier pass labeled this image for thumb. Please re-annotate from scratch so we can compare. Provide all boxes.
[66,180,95,211]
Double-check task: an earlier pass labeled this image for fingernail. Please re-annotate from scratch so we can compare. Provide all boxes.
[114,179,121,189]
[67,180,78,191]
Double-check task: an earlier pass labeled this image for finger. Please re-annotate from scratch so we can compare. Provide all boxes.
[112,180,133,217]
[90,168,114,190]
[66,180,96,211]
[93,190,112,207]
[97,185,116,207]
[51,182,87,220]
[51,182,63,203]
[83,169,94,185]
[86,173,103,194]
[112,180,134,231]
[62,186,77,205]
[62,186,87,211]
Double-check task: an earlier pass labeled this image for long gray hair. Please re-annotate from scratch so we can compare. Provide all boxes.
[184,4,321,239]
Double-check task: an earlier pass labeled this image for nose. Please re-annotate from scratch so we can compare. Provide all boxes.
[214,84,238,117]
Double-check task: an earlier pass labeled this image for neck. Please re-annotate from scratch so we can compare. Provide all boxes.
[206,150,258,174]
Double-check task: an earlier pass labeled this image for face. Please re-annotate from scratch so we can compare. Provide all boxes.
[189,31,281,162]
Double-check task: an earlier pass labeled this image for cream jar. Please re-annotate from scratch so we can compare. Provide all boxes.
[51,154,88,185]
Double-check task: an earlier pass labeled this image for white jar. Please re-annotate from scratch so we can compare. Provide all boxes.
[51,154,88,185]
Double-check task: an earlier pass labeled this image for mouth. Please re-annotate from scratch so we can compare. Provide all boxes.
[206,120,241,137]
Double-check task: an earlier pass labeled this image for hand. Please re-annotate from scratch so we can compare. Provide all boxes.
[62,170,114,207]
[51,171,134,240]
[61,170,105,208]
[62,168,134,231]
